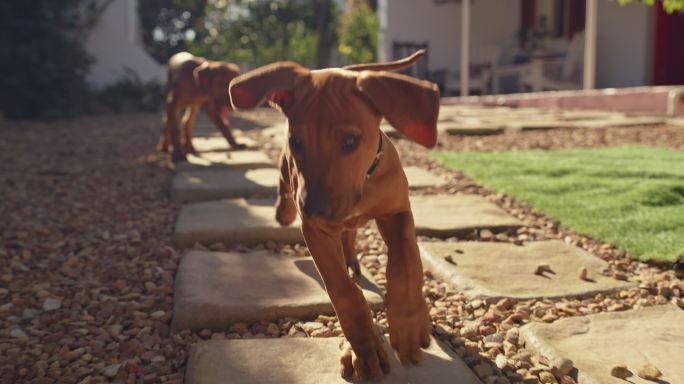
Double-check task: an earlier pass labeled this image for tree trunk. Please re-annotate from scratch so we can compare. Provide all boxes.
[314,0,332,68]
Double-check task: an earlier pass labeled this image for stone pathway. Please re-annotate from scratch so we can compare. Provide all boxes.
[521,305,683,384]
[176,151,273,171]
[172,168,279,203]
[173,198,303,247]
[434,105,667,136]
[166,109,681,384]
[185,337,481,384]
[419,241,634,299]
[172,250,383,332]
[410,194,523,237]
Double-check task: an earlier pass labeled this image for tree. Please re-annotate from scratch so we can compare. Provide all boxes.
[618,0,684,13]
[338,0,378,65]
[0,0,111,119]
[138,0,207,64]
[190,0,339,68]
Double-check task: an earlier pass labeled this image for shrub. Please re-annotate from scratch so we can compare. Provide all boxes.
[96,70,164,113]
[0,1,95,120]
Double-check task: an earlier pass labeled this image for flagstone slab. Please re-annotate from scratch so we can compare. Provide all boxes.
[439,121,504,136]
[404,166,445,189]
[173,198,303,248]
[176,151,273,172]
[410,195,523,238]
[185,337,482,384]
[668,117,684,128]
[261,123,287,145]
[419,240,634,300]
[172,168,278,203]
[567,116,665,129]
[190,136,257,153]
[172,250,384,332]
[521,305,684,384]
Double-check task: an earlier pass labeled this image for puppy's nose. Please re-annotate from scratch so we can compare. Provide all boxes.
[302,193,330,219]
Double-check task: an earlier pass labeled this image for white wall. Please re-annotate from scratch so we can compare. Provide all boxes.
[378,0,520,72]
[596,0,653,88]
[85,0,165,88]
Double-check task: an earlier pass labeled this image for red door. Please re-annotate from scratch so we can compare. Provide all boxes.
[653,7,684,85]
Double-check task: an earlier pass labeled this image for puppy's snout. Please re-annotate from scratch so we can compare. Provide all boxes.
[301,191,330,219]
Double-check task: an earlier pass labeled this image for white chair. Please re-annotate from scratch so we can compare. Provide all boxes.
[499,32,585,92]
[439,46,502,96]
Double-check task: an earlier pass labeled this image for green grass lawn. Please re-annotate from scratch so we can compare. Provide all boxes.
[434,146,684,262]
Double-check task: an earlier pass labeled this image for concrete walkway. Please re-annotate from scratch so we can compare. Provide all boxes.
[167,109,680,384]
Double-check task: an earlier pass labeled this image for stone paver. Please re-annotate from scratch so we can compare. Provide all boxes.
[668,117,684,128]
[404,166,445,189]
[171,168,278,203]
[261,123,287,145]
[172,250,384,331]
[419,240,634,299]
[176,151,273,172]
[173,198,303,247]
[410,195,523,238]
[185,337,482,384]
[567,116,665,129]
[439,121,504,136]
[190,136,257,152]
[521,305,684,384]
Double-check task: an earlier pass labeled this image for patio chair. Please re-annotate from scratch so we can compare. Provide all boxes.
[499,32,584,92]
[434,45,502,96]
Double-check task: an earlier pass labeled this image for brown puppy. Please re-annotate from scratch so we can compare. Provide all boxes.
[160,52,246,162]
[229,51,439,381]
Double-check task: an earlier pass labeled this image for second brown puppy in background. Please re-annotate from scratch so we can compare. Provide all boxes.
[160,52,247,162]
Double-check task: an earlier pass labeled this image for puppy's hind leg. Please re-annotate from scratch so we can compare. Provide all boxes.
[182,106,200,155]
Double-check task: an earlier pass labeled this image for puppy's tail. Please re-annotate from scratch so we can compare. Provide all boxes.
[343,49,426,72]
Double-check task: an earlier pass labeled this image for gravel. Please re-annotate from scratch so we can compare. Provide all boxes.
[2,111,681,384]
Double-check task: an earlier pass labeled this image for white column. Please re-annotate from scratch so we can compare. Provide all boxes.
[583,0,598,89]
[461,0,471,96]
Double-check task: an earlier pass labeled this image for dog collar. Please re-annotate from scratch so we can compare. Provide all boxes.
[365,133,384,180]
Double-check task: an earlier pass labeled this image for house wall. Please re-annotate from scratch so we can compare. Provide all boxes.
[596,0,653,88]
[85,0,165,88]
[378,0,521,73]
[378,0,655,91]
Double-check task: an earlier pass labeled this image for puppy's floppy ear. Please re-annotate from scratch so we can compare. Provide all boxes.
[193,62,212,88]
[356,71,440,148]
[229,62,309,113]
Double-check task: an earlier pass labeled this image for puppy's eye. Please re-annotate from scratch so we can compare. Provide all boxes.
[289,134,303,153]
[342,135,360,153]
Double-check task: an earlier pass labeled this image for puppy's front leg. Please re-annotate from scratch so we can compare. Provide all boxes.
[376,210,431,365]
[302,221,389,381]
[204,102,247,150]
[275,149,297,226]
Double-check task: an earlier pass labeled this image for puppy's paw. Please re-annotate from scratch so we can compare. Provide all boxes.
[387,299,431,365]
[184,143,198,155]
[171,151,187,163]
[339,335,390,382]
[275,196,297,226]
[231,142,248,150]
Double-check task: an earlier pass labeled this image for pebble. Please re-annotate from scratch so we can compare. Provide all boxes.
[539,371,558,384]
[42,297,61,311]
[495,354,508,370]
[103,364,120,378]
[610,364,632,379]
[535,263,553,275]
[10,327,29,342]
[551,357,573,376]
[636,363,662,380]
[473,362,493,379]
[578,267,589,281]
